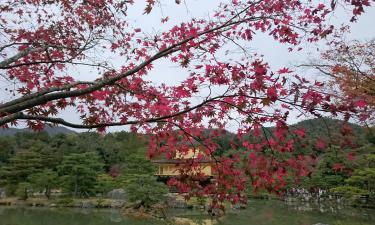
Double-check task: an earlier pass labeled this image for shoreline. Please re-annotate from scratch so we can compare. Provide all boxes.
[0,197,126,209]
[1,195,375,210]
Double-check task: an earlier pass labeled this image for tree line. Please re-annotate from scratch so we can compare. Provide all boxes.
[0,131,167,207]
[0,117,374,205]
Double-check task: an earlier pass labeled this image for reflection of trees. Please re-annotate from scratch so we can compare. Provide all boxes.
[109,211,123,223]
[173,217,215,225]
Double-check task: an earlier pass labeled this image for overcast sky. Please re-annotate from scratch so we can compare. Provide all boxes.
[65,1,375,132]
[113,1,375,132]
[2,1,375,132]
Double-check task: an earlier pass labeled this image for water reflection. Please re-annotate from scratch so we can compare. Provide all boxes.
[0,207,160,225]
[0,200,374,225]
[173,217,214,225]
[168,200,375,225]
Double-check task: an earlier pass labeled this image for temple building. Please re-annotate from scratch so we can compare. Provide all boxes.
[152,148,214,183]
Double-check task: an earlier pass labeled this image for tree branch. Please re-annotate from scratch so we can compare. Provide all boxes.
[2,94,240,128]
[0,46,46,69]
[0,14,272,116]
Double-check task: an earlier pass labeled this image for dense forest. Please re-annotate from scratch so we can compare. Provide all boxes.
[0,131,168,207]
[0,118,374,206]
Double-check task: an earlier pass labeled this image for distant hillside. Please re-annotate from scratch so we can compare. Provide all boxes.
[292,117,366,141]
[217,118,367,150]
[0,126,76,136]
[198,117,365,142]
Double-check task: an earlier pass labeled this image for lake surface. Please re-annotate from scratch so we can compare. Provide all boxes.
[0,200,374,225]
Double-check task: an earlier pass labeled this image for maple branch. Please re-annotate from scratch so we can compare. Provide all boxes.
[0,46,47,69]
[299,62,375,96]
[0,39,100,70]
[0,60,114,70]
[0,42,31,52]
[344,49,375,83]
[0,81,95,110]
[2,94,239,128]
[298,63,334,77]
[0,112,22,126]
[0,14,274,116]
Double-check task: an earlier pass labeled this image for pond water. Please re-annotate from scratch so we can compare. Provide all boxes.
[0,200,374,225]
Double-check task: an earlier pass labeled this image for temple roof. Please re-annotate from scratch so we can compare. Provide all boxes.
[151,158,213,164]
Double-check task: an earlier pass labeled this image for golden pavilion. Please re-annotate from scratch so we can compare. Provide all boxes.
[152,148,214,182]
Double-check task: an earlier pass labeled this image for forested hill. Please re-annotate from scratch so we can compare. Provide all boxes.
[292,118,366,140]
[0,126,76,136]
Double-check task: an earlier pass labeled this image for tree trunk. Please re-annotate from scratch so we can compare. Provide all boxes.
[74,176,78,198]
[45,186,51,199]
[23,188,28,201]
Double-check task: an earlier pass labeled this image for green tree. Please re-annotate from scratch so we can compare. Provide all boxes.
[330,186,370,198]
[94,173,116,195]
[119,174,168,208]
[15,182,32,200]
[112,134,168,208]
[344,153,375,192]
[330,152,375,200]
[302,146,354,190]
[95,134,123,171]
[346,168,375,192]
[0,137,15,166]
[28,169,59,199]
[1,150,43,185]
[58,152,103,197]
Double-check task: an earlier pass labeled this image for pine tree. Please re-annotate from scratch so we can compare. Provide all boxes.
[58,152,103,197]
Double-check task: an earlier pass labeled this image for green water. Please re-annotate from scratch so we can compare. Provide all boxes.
[0,200,374,225]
